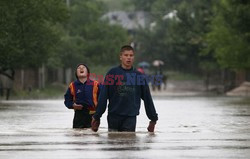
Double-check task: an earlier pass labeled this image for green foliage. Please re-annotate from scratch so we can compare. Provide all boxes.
[204,0,250,69]
[135,0,215,73]
[3,0,249,81]
[11,83,65,99]
[0,0,128,72]
[89,65,111,76]
[0,0,68,70]
[53,0,129,68]
[133,0,155,11]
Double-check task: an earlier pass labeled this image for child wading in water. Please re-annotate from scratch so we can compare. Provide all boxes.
[64,63,100,128]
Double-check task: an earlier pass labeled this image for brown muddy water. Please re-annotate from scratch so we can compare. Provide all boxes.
[0,97,250,159]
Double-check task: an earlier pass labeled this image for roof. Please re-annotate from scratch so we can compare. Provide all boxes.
[101,11,149,30]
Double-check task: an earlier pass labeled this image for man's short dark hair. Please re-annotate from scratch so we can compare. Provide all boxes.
[120,45,134,54]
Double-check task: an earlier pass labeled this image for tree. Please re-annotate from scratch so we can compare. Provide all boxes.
[204,0,250,69]
[0,0,68,78]
[134,0,215,73]
[133,0,155,12]
[53,0,129,69]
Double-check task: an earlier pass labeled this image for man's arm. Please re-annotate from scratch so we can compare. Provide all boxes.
[141,83,158,122]
[92,70,114,132]
[91,82,108,132]
[141,83,158,132]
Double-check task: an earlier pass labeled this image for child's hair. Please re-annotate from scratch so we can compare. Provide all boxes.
[75,63,90,79]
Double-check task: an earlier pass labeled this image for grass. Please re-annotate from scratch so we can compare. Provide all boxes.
[9,83,66,100]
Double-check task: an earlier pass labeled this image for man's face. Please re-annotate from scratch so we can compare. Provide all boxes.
[120,50,134,69]
[76,65,88,78]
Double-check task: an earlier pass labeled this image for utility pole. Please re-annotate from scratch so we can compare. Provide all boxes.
[66,0,70,7]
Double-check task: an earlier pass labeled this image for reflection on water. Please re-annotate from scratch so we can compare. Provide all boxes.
[0,97,250,159]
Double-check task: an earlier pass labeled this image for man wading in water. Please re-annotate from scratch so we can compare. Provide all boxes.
[92,45,158,132]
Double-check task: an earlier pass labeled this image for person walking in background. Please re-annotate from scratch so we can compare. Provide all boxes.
[137,66,145,74]
[91,45,158,132]
[64,63,101,128]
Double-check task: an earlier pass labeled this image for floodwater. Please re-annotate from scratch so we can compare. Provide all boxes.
[0,97,250,159]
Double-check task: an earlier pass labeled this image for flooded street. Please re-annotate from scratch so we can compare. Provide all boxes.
[0,97,250,159]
